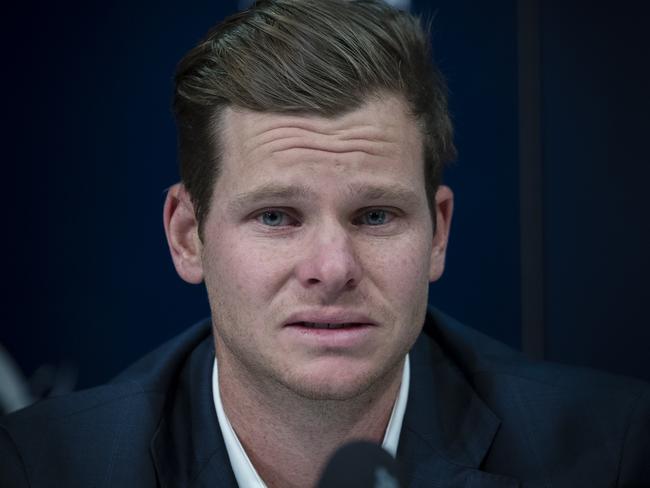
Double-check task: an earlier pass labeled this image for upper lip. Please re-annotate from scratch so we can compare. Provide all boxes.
[284,310,376,327]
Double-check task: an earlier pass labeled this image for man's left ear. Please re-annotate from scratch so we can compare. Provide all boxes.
[163,183,204,284]
[429,185,454,282]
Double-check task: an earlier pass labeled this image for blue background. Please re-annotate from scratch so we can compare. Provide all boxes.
[1,0,648,391]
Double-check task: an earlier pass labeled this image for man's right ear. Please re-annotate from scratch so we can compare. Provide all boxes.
[163,183,204,284]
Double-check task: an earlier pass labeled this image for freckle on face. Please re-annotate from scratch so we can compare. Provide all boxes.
[202,95,436,401]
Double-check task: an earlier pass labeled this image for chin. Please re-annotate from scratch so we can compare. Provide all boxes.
[280,359,400,402]
[286,379,375,401]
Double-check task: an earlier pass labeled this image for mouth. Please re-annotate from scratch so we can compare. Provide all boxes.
[282,315,376,348]
[296,321,368,329]
[282,311,377,349]
[284,311,375,329]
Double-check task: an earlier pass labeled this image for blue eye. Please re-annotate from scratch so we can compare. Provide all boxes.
[260,210,286,226]
[256,210,299,227]
[360,209,389,226]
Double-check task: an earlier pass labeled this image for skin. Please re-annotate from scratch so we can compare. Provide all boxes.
[164,93,453,487]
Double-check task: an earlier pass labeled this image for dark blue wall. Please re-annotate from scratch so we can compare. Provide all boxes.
[418,0,521,352]
[3,1,238,387]
[541,1,650,378]
[1,0,648,393]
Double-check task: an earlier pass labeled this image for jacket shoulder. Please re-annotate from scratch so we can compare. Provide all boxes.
[422,308,650,486]
[0,318,213,488]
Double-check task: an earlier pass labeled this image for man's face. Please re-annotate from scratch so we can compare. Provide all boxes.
[197,94,450,400]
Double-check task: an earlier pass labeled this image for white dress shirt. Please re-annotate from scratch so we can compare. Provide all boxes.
[212,355,410,488]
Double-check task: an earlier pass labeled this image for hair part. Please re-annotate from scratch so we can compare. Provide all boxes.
[174,0,456,237]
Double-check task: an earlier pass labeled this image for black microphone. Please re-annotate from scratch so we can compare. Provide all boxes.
[316,441,404,488]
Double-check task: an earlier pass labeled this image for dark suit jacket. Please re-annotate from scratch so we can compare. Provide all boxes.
[2,309,649,487]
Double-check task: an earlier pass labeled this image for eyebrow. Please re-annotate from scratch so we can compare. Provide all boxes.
[227,182,421,212]
[349,183,421,206]
[228,184,313,213]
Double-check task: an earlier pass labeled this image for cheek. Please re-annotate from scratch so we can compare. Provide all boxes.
[366,238,432,292]
[204,235,293,304]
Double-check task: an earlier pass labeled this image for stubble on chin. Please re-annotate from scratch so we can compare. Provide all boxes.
[207,267,428,406]
[212,309,421,410]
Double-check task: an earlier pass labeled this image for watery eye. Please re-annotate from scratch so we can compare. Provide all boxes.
[361,209,389,226]
[260,210,286,226]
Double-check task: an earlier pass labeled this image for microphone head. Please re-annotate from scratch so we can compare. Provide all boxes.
[317,441,403,488]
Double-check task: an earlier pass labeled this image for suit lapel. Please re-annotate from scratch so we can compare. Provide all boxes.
[150,338,238,488]
[397,315,520,488]
[149,312,520,487]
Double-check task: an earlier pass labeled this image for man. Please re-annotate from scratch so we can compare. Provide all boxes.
[1,1,649,487]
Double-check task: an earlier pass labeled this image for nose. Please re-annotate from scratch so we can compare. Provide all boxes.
[295,222,362,299]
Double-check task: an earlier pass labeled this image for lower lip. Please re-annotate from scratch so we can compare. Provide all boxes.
[283,323,375,348]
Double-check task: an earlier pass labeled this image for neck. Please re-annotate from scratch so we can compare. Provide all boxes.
[216,349,404,488]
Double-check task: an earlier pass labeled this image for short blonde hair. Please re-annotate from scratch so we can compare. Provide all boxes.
[174,0,456,236]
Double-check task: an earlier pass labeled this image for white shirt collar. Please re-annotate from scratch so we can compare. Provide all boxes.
[212,355,410,488]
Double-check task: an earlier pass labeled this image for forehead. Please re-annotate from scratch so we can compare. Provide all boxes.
[214,94,425,198]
